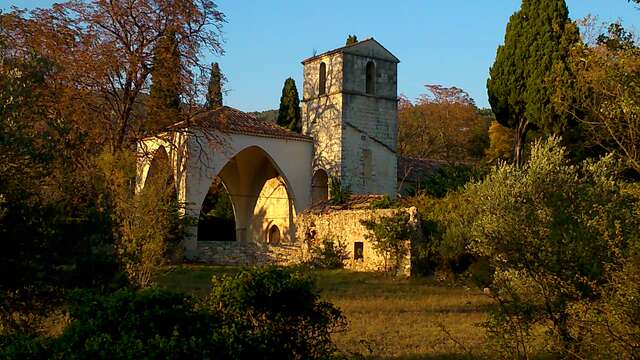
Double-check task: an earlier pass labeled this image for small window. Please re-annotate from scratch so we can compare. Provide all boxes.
[354,242,364,260]
[365,61,376,95]
[319,62,327,95]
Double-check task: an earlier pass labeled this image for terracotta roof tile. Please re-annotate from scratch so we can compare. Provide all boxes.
[175,106,312,142]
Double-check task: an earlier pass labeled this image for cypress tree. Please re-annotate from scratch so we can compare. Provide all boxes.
[276,78,301,132]
[487,0,580,165]
[148,29,182,131]
[206,62,223,109]
[346,35,358,46]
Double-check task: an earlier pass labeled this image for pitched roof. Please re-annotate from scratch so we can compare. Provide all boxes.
[173,106,312,142]
[397,156,447,184]
[301,38,400,64]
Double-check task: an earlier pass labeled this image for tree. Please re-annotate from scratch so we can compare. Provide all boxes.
[148,29,182,131]
[485,121,515,163]
[561,21,640,172]
[345,35,358,46]
[206,62,223,108]
[487,0,580,165]
[276,77,301,132]
[398,86,488,162]
[467,137,640,357]
[2,0,225,152]
[361,213,416,275]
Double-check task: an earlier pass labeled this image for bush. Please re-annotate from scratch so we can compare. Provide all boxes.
[308,237,350,269]
[2,289,221,360]
[466,137,640,358]
[206,267,346,359]
[361,213,416,276]
[401,192,479,278]
[1,268,346,360]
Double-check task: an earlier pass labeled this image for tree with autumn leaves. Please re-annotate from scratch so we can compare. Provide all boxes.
[0,0,226,326]
[398,85,489,163]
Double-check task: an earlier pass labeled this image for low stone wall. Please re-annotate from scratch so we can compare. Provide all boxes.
[296,207,420,276]
[196,241,303,266]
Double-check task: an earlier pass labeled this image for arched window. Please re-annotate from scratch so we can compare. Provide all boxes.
[268,224,281,244]
[319,62,327,95]
[365,61,376,95]
[311,169,329,204]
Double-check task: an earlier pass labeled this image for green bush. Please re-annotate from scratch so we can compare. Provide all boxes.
[308,237,350,269]
[361,213,416,276]
[402,192,479,278]
[465,137,640,358]
[1,268,346,360]
[206,267,346,359]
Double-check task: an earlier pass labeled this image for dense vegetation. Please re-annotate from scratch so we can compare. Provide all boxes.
[1,0,639,358]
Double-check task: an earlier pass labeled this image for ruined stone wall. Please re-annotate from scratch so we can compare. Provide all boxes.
[196,241,302,266]
[296,207,419,276]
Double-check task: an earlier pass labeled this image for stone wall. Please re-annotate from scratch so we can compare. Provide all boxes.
[196,241,303,266]
[296,207,420,276]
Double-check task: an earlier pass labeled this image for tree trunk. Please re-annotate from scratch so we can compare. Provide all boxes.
[514,118,529,167]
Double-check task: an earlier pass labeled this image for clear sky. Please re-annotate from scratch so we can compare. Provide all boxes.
[3,1,639,111]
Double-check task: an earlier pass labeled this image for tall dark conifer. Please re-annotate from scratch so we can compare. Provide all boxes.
[487,0,580,165]
[148,29,181,131]
[276,78,301,132]
[206,62,223,109]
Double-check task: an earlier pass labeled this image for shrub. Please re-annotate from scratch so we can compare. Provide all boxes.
[308,237,350,269]
[2,289,222,360]
[401,192,479,278]
[206,267,347,359]
[361,213,416,276]
[2,268,346,360]
[466,137,640,358]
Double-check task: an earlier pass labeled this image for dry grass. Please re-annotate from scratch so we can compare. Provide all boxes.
[156,265,494,359]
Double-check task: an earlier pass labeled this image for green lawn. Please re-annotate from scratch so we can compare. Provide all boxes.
[156,265,493,360]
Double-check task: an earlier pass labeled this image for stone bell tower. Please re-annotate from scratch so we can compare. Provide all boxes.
[301,38,399,200]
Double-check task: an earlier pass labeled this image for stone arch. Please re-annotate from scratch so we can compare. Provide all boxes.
[193,145,298,245]
[366,60,376,95]
[319,62,327,95]
[311,169,329,204]
[197,177,236,241]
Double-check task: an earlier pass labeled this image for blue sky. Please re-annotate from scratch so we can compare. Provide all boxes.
[3,1,639,110]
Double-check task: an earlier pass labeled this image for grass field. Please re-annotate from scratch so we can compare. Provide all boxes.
[157,265,493,359]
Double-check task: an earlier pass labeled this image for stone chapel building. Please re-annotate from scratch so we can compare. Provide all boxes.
[137,38,419,273]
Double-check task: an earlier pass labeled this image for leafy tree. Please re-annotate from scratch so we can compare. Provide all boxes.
[206,62,223,108]
[485,121,515,163]
[487,0,580,165]
[398,86,488,162]
[345,35,358,45]
[361,213,416,275]
[3,0,225,151]
[467,137,640,357]
[148,29,182,132]
[561,21,640,172]
[276,77,301,132]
